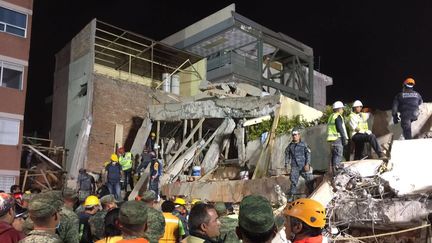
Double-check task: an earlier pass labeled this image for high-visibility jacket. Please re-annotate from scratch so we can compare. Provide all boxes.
[119,152,133,171]
[327,112,347,142]
[348,112,369,137]
[160,212,181,243]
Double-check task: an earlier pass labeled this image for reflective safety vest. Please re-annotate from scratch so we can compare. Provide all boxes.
[348,112,369,137]
[327,112,348,142]
[160,212,180,243]
[119,152,133,171]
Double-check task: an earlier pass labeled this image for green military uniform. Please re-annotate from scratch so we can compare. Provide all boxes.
[88,194,118,240]
[144,207,165,243]
[214,202,239,243]
[118,201,149,242]
[21,193,63,243]
[22,191,80,243]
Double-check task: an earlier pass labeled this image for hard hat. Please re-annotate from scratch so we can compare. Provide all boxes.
[118,147,125,154]
[283,198,326,228]
[332,101,344,110]
[191,199,202,205]
[110,154,118,162]
[150,132,156,137]
[84,195,100,207]
[403,78,415,88]
[352,100,363,107]
[174,197,186,205]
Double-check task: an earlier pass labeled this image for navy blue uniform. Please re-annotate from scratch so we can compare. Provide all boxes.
[392,88,423,139]
[285,141,314,196]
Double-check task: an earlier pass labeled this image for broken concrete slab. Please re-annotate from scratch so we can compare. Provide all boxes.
[380,138,432,196]
[130,117,152,159]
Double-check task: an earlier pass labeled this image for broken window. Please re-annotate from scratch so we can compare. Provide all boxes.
[0,61,23,90]
[0,6,27,37]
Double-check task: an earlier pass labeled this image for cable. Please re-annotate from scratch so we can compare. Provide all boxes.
[332,224,431,241]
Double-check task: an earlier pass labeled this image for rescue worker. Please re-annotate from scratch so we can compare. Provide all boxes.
[77,168,95,201]
[145,132,157,152]
[105,154,122,201]
[0,193,24,242]
[89,194,118,241]
[183,203,221,243]
[173,197,189,236]
[79,195,100,243]
[348,100,387,160]
[160,200,185,242]
[327,101,348,173]
[118,147,134,192]
[21,194,62,243]
[236,195,277,243]
[214,202,239,243]
[283,198,327,243]
[117,201,149,243]
[285,129,314,201]
[392,78,423,139]
[140,152,162,196]
[139,190,157,208]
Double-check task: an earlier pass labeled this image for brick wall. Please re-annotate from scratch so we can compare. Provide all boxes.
[86,74,154,172]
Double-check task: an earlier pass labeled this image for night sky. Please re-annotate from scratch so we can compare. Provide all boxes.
[25,1,432,136]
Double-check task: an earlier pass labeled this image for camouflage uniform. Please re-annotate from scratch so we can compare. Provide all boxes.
[144,207,165,243]
[238,195,275,241]
[21,193,63,243]
[88,194,118,240]
[214,202,239,243]
[118,201,148,242]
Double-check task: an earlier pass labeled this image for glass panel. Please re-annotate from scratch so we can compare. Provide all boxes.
[2,67,22,89]
[5,25,25,37]
[0,7,26,28]
[0,117,20,145]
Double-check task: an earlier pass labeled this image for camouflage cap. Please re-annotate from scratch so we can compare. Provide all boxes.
[145,207,165,243]
[239,195,275,234]
[62,187,78,199]
[28,195,59,218]
[41,191,63,209]
[119,201,148,225]
[141,190,157,202]
[214,202,227,216]
[0,193,15,216]
[100,194,118,205]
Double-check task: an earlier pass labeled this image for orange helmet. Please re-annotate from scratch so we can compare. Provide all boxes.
[283,198,326,228]
[404,78,415,87]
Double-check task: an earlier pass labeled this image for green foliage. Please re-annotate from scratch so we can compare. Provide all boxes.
[247,105,340,142]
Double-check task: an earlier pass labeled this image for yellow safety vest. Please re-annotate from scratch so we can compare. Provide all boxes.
[348,112,369,137]
[119,152,133,171]
[160,212,180,243]
[327,112,348,142]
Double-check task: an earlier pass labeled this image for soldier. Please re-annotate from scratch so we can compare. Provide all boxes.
[139,191,157,208]
[236,195,277,243]
[62,188,78,211]
[89,194,118,241]
[95,208,122,243]
[183,203,221,243]
[144,207,165,243]
[79,195,100,243]
[21,193,62,243]
[214,202,239,243]
[285,129,314,201]
[117,201,149,243]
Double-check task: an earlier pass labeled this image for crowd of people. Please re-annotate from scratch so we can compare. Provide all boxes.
[0,183,329,243]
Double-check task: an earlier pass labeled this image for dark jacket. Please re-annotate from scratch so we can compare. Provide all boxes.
[285,141,311,167]
[0,221,24,243]
[106,163,122,183]
[392,88,423,119]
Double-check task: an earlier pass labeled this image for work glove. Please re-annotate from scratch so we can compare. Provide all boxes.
[393,114,400,124]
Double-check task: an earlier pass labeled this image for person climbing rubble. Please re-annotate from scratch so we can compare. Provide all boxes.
[327,101,348,174]
[283,198,328,243]
[348,100,387,161]
[118,147,134,192]
[392,77,423,139]
[285,129,314,201]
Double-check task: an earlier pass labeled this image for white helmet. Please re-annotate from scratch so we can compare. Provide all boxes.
[332,101,344,110]
[352,100,363,107]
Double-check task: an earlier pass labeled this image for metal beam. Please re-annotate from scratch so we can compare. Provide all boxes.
[260,79,309,100]
[115,42,157,70]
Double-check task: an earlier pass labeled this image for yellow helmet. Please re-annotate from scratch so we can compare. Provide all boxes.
[150,132,156,137]
[191,199,202,205]
[110,154,118,162]
[84,195,100,207]
[174,197,186,205]
[283,198,326,228]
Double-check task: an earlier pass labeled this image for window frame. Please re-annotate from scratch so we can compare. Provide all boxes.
[0,60,24,90]
[0,117,20,146]
[0,5,28,38]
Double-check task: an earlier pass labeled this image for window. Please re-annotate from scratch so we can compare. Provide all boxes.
[0,6,27,37]
[0,117,20,146]
[0,61,23,90]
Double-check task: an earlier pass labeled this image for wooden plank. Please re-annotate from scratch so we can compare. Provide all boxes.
[128,168,150,201]
[168,118,205,166]
[40,170,52,190]
[234,125,246,164]
[183,119,187,141]
[25,145,62,170]
[114,124,124,150]
[190,120,194,144]
[130,117,152,158]
[34,180,49,190]
[22,170,28,192]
